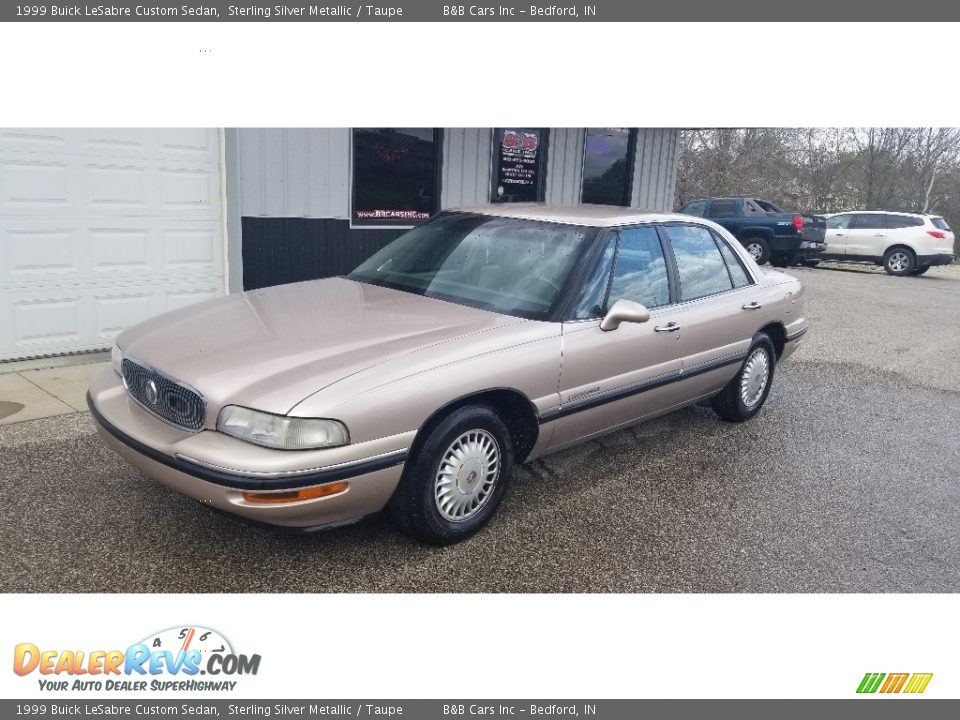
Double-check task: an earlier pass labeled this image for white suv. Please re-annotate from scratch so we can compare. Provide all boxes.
[821,211,955,276]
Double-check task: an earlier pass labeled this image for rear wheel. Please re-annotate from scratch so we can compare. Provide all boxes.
[883,247,916,276]
[911,265,930,276]
[742,237,770,265]
[711,334,776,423]
[388,405,514,545]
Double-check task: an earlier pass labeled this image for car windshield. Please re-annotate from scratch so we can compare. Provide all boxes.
[349,212,598,320]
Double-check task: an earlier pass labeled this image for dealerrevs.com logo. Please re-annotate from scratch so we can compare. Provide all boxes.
[13,626,261,692]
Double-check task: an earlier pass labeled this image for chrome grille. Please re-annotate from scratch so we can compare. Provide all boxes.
[121,358,206,431]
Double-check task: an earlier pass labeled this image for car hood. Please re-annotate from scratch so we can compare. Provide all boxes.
[117,277,526,416]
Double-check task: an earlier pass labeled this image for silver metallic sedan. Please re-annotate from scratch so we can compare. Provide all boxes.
[88,204,807,544]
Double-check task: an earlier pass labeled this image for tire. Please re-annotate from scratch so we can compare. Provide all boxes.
[388,405,514,545]
[711,334,777,423]
[911,265,930,276]
[741,237,771,265]
[883,247,916,276]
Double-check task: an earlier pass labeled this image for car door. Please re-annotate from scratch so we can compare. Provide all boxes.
[658,223,769,400]
[549,225,683,450]
[847,213,887,257]
[824,213,854,254]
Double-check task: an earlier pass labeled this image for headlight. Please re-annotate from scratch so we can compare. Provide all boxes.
[216,405,349,450]
[111,343,123,375]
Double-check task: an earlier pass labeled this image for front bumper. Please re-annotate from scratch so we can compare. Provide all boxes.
[87,366,410,529]
[916,253,956,267]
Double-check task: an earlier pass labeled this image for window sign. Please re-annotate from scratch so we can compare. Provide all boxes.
[491,128,547,203]
[352,128,439,225]
[581,128,635,206]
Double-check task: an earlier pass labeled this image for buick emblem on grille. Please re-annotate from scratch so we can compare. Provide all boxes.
[144,379,159,405]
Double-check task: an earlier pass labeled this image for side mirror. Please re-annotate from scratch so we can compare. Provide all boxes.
[599,299,650,332]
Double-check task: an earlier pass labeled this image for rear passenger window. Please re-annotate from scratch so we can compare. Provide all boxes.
[607,226,670,310]
[885,215,924,229]
[853,214,886,230]
[708,199,737,218]
[664,224,734,301]
[714,234,752,288]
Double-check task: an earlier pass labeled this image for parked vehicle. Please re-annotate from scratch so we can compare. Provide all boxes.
[821,211,956,276]
[678,197,827,267]
[88,204,807,545]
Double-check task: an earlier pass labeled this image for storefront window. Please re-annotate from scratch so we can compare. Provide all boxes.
[491,128,548,203]
[351,128,439,225]
[581,128,635,206]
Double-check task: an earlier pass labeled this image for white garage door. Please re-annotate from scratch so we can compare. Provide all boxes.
[0,128,225,361]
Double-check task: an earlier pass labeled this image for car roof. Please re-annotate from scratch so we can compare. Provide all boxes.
[828,210,935,217]
[452,203,694,228]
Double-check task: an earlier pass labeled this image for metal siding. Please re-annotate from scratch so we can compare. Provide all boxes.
[235,128,350,220]
[545,128,585,205]
[441,128,493,209]
[631,128,680,212]
[227,128,680,291]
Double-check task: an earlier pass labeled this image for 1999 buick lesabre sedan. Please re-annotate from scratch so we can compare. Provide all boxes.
[88,204,807,544]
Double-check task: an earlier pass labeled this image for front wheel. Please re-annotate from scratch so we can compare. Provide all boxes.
[711,334,776,422]
[388,405,514,545]
[883,247,916,276]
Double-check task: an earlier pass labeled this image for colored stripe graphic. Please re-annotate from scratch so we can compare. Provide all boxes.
[857,673,885,693]
[880,673,909,693]
[857,672,932,694]
[903,673,933,694]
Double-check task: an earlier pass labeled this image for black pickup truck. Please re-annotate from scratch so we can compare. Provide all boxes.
[677,197,827,266]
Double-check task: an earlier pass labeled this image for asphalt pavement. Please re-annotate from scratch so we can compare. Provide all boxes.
[2,263,959,592]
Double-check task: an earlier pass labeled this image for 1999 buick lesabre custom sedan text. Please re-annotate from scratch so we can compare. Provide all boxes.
[88,204,807,544]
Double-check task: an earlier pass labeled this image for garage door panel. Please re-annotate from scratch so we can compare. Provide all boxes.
[88,227,152,273]
[6,228,79,279]
[0,128,225,361]
[1,219,222,288]
[159,166,218,211]
[0,158,71,211]
[1,129,219,164]
[1,152,220,217]
[11,295,83,348]
[1,280,223,361]
[158,129,215,156]
[87,163,149,210]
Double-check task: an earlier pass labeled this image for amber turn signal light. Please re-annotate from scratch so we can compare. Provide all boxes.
[242,481,349,504]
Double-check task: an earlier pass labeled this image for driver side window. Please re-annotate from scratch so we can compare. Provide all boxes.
[570,226,670,319]
[608,226,670,309]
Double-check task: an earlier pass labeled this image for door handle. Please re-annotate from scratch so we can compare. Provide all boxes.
[835,232,845,237]
[742,301,763,310]
[654,322,680,333]
[874,233,885,237]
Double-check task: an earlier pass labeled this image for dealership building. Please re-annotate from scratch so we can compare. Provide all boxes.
[0,127,680,361]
